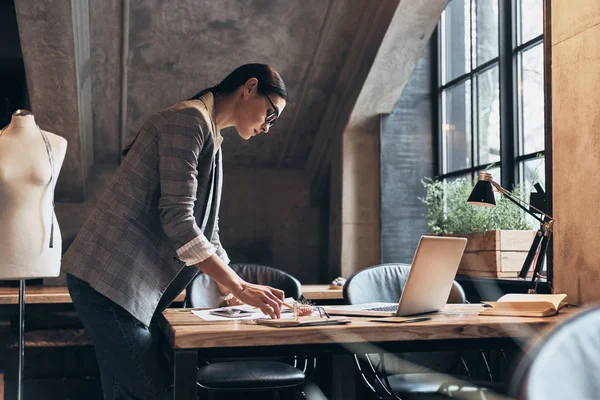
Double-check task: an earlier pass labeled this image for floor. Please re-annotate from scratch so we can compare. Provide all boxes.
[0,373,4,400]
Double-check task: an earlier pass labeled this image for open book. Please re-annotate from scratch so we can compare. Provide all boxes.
[479,293,568,317]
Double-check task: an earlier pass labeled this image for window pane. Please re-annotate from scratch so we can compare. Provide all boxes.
[518,0,543,45]
[519,44,545,155]
[520,157,546,228]
[473,0,499,66]
[520,157,545,194]
[444,173,471,184]
[443,0,471,83]
[443,81,472,173]
[476,65,500,165]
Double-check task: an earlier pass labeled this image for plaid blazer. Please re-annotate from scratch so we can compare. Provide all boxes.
[63,94,229,326]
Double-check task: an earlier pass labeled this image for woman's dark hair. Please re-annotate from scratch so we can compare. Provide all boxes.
[123,63,286,157]
[189,63,287,102]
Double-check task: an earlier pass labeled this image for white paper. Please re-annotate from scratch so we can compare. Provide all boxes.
[191,309,265,321]
[192,298,314,322]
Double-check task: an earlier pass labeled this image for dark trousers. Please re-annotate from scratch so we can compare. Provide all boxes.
[67,274,170,400]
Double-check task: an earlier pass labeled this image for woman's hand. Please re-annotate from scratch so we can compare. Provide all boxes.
[194,256,284,318]
[232,282,284,319]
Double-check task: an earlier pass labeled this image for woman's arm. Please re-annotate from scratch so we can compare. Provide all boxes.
[157,112,218,263]
[155,111,283,318]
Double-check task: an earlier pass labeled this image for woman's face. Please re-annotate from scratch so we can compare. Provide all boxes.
[234,78,287,140]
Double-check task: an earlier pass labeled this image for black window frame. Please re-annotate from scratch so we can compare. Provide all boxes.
[434,0,544,187]
[432,0,552,284]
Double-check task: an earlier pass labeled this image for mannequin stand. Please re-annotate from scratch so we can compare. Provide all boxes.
[17,280,25,400]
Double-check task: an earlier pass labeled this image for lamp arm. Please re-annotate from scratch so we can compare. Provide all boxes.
[489,181,548,223]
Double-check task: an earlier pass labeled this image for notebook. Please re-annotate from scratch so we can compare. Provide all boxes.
[479,293,568,317]
[255,316,351,328]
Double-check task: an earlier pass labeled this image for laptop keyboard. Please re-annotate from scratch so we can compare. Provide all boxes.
[364,305,398,312]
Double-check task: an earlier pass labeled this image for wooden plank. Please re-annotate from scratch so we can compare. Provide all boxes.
[302,284,343,300]
[457,270,521,279]
[459,251,531,274]
[6,328,91,348]
[551,0,600,45]
[162,304,578,349]
[0,286,186,305]
[445,231,536,252]
[0,286,72,304]
[0,283,339,305]
[552,8,600,305]
[444,231,537,277]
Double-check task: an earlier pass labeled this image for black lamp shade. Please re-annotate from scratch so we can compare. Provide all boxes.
[467,180,496,207]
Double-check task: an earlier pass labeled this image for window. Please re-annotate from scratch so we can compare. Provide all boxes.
[436,0,545,199]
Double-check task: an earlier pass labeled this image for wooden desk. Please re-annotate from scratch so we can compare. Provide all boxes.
[0,284,340,305]
[160,304,578,400]
[0,286,186,305]
[301,284,343,300]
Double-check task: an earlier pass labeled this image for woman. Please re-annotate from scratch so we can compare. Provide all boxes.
[63,63,287,399]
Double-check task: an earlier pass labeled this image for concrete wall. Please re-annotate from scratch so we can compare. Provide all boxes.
[13,0,444,284]
[339,130,380,277]
[220,167,321,283]
[551,0,600,303]
[14,0,94,202]
[329,1,444,278]
[88,0,365,168]
[90,0,122,164]
[380,43,434,264]
[0,2,27,127]
[52,164,322,284]
[13,0,334,282]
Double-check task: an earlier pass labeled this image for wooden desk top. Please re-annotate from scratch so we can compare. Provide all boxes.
[161,304,579,350]
[0,286,186,305]
[301,284,343,300]
[0,284,340,305]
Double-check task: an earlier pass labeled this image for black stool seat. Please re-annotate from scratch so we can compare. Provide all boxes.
[197,361,306,389]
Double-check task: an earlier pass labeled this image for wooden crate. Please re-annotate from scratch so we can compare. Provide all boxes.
[443,230,537,278]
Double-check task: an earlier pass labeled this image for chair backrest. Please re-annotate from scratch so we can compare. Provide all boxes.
[343,263,466,376]
[343,263,466,305]
[187,263,303,308]
[510,305,600,400]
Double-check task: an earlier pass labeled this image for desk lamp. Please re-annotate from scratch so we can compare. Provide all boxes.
[467,172,553,293]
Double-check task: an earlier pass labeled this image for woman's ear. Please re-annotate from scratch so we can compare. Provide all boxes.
[243,77,259,96]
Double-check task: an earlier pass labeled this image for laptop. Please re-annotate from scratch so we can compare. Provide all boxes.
[326,235,467,317]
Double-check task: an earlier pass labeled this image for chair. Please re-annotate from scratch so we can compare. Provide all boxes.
[186,263,311,399]
[510,305,600,400]
[344,263,497,400]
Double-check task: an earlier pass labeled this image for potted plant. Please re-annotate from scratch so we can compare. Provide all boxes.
[421,177,536,278]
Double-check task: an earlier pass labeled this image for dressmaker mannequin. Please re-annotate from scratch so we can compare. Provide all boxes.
[0,110,68,279]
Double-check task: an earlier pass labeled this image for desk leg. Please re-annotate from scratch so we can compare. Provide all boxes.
[172,350,197,400]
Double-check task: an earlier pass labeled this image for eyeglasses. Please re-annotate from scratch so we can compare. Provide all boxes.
[316,306,331,319]
[263,92,279,128]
